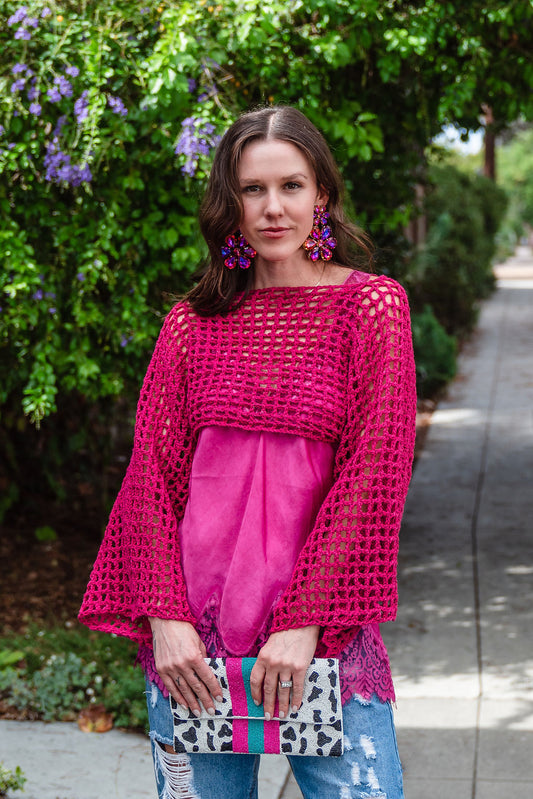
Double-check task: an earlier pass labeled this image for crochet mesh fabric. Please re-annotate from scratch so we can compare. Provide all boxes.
[79,275,417,654]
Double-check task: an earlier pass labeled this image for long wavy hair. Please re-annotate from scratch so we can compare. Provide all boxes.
[186,106,373,316]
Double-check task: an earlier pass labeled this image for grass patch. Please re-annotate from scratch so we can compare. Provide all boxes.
[0,623,147,730]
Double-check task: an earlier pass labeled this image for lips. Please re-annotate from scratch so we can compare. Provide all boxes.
[260,227,290,238]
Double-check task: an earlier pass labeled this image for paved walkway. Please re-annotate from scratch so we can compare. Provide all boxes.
[1,249,532,798]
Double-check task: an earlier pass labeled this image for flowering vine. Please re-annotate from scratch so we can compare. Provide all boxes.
[1,2,134,188]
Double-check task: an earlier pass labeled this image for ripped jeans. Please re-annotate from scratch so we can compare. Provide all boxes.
[145,678,404,799]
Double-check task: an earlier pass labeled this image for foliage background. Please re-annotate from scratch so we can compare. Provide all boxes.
[1,0,531,519]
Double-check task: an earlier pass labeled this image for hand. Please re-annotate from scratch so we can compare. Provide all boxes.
[250,625,320,720]
[149,617,222,717]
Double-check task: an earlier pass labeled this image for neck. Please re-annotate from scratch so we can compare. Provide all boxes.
[252,257,326,289]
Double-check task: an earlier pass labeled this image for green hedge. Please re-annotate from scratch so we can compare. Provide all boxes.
[410,164,508,336]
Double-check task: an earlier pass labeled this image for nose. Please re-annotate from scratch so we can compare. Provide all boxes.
[264,189,283,217]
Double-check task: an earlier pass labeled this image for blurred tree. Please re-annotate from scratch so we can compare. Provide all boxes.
[497,125,533,237]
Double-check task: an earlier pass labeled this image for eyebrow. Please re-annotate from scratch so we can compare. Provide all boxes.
[239,172,309,184]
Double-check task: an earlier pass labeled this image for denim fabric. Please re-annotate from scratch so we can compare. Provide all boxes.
[145,677,404,798]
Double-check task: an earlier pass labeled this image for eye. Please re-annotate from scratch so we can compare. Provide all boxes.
[285,181,302,190]
[241,184,262,193]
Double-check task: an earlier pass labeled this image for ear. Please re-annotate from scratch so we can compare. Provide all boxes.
[316,185,329,206]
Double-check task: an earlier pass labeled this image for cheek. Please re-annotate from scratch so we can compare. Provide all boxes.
[239,200,254,231]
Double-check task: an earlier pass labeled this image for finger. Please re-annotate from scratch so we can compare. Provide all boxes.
[277,676,293,719]
[261,674,278,720]
[180,668,220,716]
[175,674,205,717]
[290,675,305,713]
[193,659,223,704]
[249,661,266,708]
[161,674,188,709]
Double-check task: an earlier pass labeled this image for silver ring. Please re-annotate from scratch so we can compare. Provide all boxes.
[279,680,293,689]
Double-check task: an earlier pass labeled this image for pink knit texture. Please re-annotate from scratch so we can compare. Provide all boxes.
[79,274,417,652]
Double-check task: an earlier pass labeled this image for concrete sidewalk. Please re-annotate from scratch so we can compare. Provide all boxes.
[1,249,532,798]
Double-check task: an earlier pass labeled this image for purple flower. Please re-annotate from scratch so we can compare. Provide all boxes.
[26,17,39,28]
[174,116,220,177]
[0,125,4,136]
[47,87,61,103]
[33,289,44,300]
[10,79,26,93]
[74,91,89,123]
[120,334,133,347]
[8,7,28,26]
[27,86,39,101]
[188,78,197,92]
[14,27,32,40]
[48,307,56,315]
[7,143,16,150]
[71,163,92,186]
[108,95,128,116]
[43,141,92,186]
[77,272,85,281]
[197,84,218,103]
[54,75,73,97]
[12,63,27,74]
[45,292,56,299]
[65,66,79,77]
[53,115,67,137]
[41,7,52,18]
[140,7,150,13]
[29,103,42,116]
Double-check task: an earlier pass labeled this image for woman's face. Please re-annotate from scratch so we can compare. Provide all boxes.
[237,139,328,271]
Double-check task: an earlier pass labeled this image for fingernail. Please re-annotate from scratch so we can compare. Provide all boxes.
[192,709,201,718]
[216,695,224,703]
[292,705,298,713]
[207,707,215,716]
[253,699,260,706]
[265,712,271,721]
[279,710,285,719]
[179,703,188,711]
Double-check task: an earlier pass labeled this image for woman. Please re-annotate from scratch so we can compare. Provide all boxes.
[80,105,416,799]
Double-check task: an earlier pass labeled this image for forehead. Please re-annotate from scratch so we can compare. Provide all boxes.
[238,139,313,178]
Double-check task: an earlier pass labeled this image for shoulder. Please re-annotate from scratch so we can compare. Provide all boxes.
[349,273,409,315]
[338,274,411,346]
[161,300,195,334]
[357,272,407,305]
[153,301,195,361]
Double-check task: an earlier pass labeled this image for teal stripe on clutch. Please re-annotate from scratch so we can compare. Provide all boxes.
[241,657,265,754]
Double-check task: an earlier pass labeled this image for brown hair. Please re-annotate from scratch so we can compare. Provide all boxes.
[186,106,373,316]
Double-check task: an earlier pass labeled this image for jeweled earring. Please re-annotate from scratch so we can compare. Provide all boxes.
[221,230,257,269]
[303,206,337,262]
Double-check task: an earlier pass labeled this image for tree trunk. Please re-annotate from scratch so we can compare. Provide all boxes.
[482,104,496,181]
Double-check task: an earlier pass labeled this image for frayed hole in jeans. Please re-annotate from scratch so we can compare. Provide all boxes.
[153,743,198,799]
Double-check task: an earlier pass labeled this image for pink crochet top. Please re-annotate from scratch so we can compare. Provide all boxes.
[79,272,417,668]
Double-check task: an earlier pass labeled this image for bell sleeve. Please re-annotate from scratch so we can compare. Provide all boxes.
[78,304,197,644]
[270,277,417,654]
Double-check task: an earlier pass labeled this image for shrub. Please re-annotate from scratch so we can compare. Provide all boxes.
[411,164,508,336]
[411,305,457,398]
[0,625,148,729]
[0,763,26,797]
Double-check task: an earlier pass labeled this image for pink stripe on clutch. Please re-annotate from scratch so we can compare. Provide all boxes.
[263,712,280,754]
[226,658,249,753]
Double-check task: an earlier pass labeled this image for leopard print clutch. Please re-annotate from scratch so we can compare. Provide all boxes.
[170,657,343,756]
